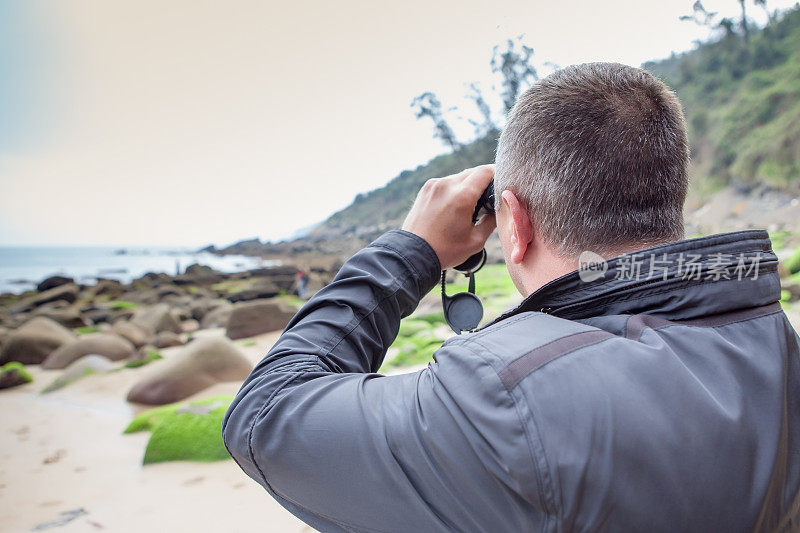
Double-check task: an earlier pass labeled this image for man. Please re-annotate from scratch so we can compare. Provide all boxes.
[223,63,800,531]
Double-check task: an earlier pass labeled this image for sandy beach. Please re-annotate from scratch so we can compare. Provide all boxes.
[0,329,312,533]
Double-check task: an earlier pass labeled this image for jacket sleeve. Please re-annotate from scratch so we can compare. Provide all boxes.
[222,230,545,532]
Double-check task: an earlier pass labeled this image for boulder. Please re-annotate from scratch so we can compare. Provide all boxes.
[199,303,233,329]
[190,298,226,321]
[11,284,80,313]
[226,299,297,340]
[0,326,9,349]
[0,317,76,365]
[782,281,800,302]
[42,333,135,369]
[181,319,200,333]
[154,331,183,348]
[93,279,124,297]
[126,337,252,405]
[225,281,281,303]
[111,320,153,348]
[131,304,182,335]
[171,306,191,321]
[172,264,222,285]
[0,362,33,389]
[37,275,74,292]
[41,355,117,393]
[84,307,135,325]
[32,306,88,329]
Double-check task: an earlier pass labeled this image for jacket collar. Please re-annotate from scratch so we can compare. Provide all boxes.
[487,230,781,325]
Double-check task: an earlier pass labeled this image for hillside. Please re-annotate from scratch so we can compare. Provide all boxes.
[644,6,800,193]
[314,7,800,239]
[315,134,499,239]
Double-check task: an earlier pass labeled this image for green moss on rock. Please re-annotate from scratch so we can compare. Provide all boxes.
[124,395,233,464]
[110,300,137,310]
[123,350,163,369]
[784,247,800,275]
[0,361,33,388]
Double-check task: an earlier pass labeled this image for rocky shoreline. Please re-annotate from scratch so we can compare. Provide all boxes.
[0,260,338,398]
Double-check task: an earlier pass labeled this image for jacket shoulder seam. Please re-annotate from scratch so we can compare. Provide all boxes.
[457,341,559,524]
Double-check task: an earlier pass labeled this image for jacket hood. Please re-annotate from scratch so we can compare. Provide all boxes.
[488,230,781,325]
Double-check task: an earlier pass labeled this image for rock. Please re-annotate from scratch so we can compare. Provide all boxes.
[199,304,233,329]
[42,333,135,369]
[93,279,124,297]
[41,355,117,393]
[226,299,297,340]
[154,331,183,348]
[0,326,10,349]
[782,281,800,302]
[37,275,74,292]
[11,284,80,313]
[189,299,225,321]
[172,306,191,321]
[300,273,327,299]
[171,264,222,285]
[126,337,252,405]
[0,362,33,389]
[225,282,281,303]
[0,317,76,365]
[131,304,183,335]
[181,319,200,333]
[84,307,134,325]
[247,266,297,291]
[111,320,153,348]
[32,306,88,329]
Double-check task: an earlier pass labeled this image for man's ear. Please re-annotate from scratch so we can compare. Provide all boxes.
[501,190,533,264]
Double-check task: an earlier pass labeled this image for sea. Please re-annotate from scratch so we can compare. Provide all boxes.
[0,246,274,295]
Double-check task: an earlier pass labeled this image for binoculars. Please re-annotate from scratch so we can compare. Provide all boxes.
[441,180,495,334]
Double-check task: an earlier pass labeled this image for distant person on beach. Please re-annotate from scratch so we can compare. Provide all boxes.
[294,270,310,300]
[223,63,800,531]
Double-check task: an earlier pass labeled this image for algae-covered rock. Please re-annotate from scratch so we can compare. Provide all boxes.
[41,355,116,393]
[124,349,164,369]
[126,337,252,405]
[0,361,33,389]
[123,395,233,464]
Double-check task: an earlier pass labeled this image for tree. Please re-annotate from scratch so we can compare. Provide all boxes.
[755,0,775,24]
[465,83,496,138]
[490,37,538,113]
[679,0,719,27]
[739,0,750,42]
[410,92,460,152]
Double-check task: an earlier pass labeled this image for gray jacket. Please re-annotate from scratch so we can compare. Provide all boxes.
[223,229,800,532]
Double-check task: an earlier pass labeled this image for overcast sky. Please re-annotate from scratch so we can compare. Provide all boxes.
[0,0,794,247]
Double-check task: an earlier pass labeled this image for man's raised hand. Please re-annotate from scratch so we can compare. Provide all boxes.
[402,165,496,270]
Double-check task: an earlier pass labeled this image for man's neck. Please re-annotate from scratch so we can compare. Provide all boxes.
[517,240,665,297]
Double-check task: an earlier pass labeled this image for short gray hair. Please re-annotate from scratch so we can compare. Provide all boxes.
[495,62,689,257]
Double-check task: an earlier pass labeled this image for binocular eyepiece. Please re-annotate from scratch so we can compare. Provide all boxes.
[443,180,495,334]
[454,180,495,274]
[471,180,495,224]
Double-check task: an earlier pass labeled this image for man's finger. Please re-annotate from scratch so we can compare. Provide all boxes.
[463,165,495,192]
[474,213,496,240]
